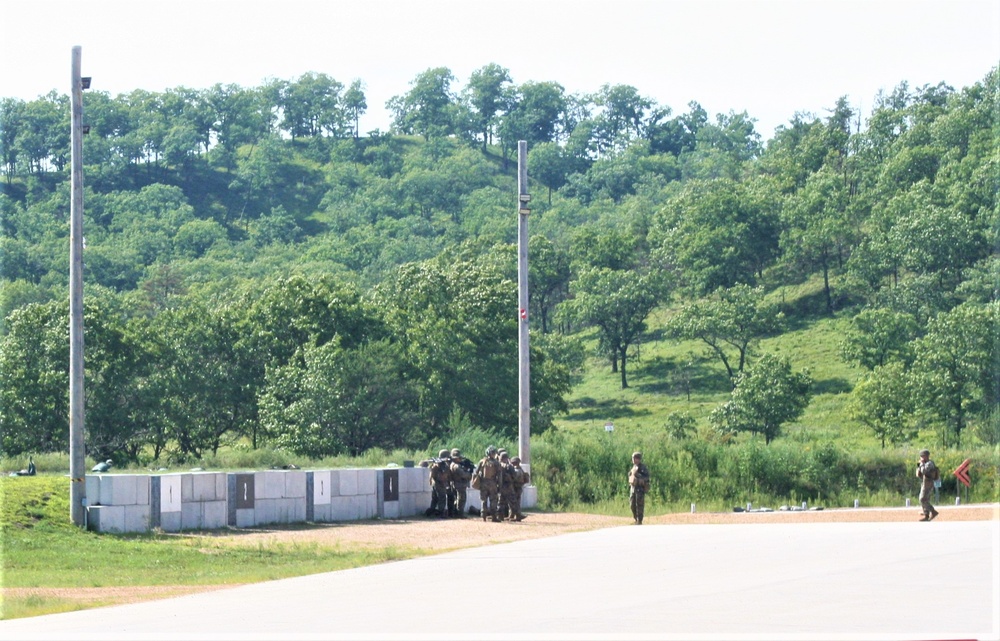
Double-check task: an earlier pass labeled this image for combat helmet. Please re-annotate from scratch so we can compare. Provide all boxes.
[438,449,450,459]
[451,448,461,457]
[486,445,497,456]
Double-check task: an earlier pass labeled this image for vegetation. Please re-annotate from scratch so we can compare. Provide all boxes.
[1,65,998,498]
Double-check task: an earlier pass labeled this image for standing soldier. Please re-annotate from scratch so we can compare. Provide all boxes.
[428,449,452,518]
[475,446,502,522]
[497,451,516,521]
[449,448,474,517]
[628,451,650,525]
[915,448,940,521]
[509,456,529,521]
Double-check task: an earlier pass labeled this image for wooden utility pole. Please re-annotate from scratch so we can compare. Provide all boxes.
[69,46,87,527]
[517,141,531,471]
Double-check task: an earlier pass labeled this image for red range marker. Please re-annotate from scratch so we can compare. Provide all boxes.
[953,458,972,488]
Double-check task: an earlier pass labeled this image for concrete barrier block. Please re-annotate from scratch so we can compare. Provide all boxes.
[338,470,358,496]
[522,485,537,509]
[284,470,306,498]
[358,470,376,496]
[363,494,377,519]
[181,501,202,530]
[400,467,427,493]
[88,505,125,533]
[85,475,101,505]
[399,493,416,517]
[203,500,227,529]
[161,475,182,513]
[330,496,353,521]
[254,499,275,525]
[313,504,330,522]
[160,511,182,532]
[124,504,151,532]
[312,470,331,505]
[260,471,284,499]
[216,473,227,501]
[291,499,306,523]
[236,508,255,528]
[383,501,400,519]
[328,470,341,497]
[192,473,218,501]
[136,475,150,505]
[181,474,194,502]
[99,475,135,506]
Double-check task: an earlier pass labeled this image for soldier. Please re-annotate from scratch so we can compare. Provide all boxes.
[475,446,502,522]
[628,451,650,525]
[915,448,940,521]
[449,448,474,517]
[497,451,516,521]
[509,456,529,521]
[427,449,452,517]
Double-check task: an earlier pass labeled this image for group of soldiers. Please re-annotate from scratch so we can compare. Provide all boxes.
[422,446,529,522]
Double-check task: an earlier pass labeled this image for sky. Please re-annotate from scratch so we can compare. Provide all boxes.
[2,0,998,140]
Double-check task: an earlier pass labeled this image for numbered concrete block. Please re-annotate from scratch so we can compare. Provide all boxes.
[313,503,331,523]
[160,475,182,512]
[312,471,332,505]
[383,501,400,519]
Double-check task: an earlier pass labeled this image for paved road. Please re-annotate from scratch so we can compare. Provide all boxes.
[2,519,997,640]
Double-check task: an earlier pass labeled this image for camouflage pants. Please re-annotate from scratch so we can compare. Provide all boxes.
[919,484,936,516]
[479,479,499,518]
[452,482,469,515]
[630,488,646,523]
[510,488,523,519]
[498,486,516,519]
[430,483,449,516]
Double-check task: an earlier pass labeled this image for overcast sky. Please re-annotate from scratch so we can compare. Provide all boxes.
[2,0,997,140]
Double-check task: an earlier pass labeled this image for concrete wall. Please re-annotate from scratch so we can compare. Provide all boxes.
[86,465,537,534]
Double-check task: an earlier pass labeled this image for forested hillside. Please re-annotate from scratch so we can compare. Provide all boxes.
[1,65,997,469]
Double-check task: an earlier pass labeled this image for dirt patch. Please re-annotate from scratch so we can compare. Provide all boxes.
[4,504,996,611]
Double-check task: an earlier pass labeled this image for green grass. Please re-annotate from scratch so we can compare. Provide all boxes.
[0,476,423,619]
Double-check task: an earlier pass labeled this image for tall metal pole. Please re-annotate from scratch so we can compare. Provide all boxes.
[69,46,87,528]
[516,141,531,472]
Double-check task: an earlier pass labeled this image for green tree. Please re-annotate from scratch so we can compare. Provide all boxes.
[840,307,919,370]
[387,67,458,141]
[563,267,662,388]
[666,284,783,383]
[848,362,916,448]
[709,353,812,444]
[261,339,419,457]
[464,63,512,151]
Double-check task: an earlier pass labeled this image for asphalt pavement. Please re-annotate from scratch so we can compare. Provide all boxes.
[1,517,997,641]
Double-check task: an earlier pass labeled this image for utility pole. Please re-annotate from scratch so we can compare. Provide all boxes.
[69,46,87,527]
[517,141,531,472]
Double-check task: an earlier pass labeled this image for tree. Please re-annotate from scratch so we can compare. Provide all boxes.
[261,339,419,457]
[387,67,458,140]
[563,267,662,388]
[651,177,781,296]
[709,353,812,444]
[280,72,347,138]
[911,301,998,447]
[343,79,367,138]
[840,307,919,370]
[848,362,916,448]
[528,235,571,334]
[666,284,783,383]
[464,63,512,151]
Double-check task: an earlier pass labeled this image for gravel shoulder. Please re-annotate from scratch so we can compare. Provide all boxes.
[5,503,996,611]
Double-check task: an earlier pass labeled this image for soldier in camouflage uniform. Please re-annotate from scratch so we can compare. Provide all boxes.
[916,448,940,521]
[509,456,529,521]
[428,449,452,517]
[475,446,502,522]
[628,451,650,525]
[497,451,516,521]
[449,448,474,517]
